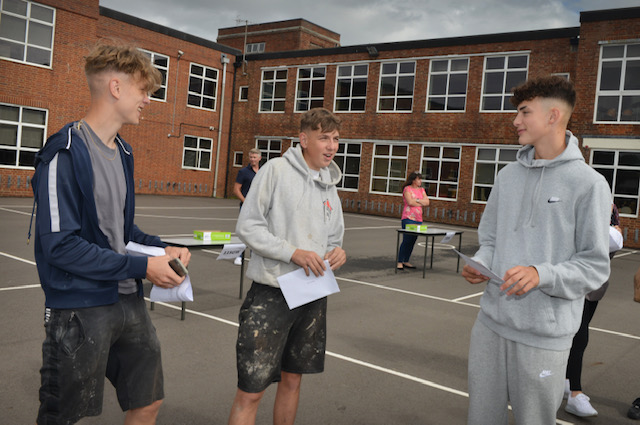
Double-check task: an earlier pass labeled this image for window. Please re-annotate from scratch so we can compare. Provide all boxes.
[334,64,368,112]
[426,58,469,112]
[187,63,218,110]
[260,69,287,112]
[420,146,461,200]
[182,135,212,170]
[591,149,640,217]
[334,142,361,190]
[0,103,46,168]
[295,66,325,112]
[472,147,519,202]
[246,42,265,53]
[0,0,55,67]
[233,151,243,167]
[140,49,169,101]
[378,61,415,112]
[256,138,281,165]
[594,43,640,123]
[481,54,528,111]
[239,86,248,101]
[371,144,408,194]
[552,72,570,81]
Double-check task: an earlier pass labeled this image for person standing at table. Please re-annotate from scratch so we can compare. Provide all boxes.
[228,107,346,425]
[397,171,429,271]
[233,147,261,265]
[462,75,611,425]
[31,41,190,424]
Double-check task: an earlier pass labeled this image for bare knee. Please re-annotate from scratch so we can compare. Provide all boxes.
[125,399,163,425]
[279,372,302,392]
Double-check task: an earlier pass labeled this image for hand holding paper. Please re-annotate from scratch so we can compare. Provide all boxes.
[277,260,340,309]
[454,249,504,285]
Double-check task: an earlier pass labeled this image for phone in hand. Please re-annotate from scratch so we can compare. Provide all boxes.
[168,257,188,276]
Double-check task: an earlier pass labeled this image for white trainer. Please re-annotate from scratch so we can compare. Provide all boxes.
[234,256,242,266]
[565,393,598,417]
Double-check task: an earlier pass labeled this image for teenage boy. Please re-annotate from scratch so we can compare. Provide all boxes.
[228,108,346,425]
[232,147,261,265]
[32,42,190,425]
[462,76,612,425]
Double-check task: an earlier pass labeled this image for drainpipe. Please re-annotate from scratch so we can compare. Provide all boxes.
[214,54,230,197]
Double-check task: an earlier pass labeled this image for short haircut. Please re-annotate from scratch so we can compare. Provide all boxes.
[248,148,261,156]
[510,75,576,110]
[300,108,341,133]
[84,41,162,93]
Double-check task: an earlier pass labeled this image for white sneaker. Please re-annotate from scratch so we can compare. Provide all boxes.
[565,393,598,417]
[234,256,242,266]
[563,379,570,400]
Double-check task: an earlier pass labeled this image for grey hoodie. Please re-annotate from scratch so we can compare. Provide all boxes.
[473,131,612,350]
[236,145,344,288]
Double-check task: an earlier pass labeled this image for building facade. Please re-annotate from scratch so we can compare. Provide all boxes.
[1,2,639,246]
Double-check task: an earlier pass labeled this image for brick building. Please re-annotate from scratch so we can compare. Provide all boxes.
[1,2,639,246]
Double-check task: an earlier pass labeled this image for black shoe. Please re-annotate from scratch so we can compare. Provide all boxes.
[628,398,640,420]
[403,263,416,269]
[396,266,405,271]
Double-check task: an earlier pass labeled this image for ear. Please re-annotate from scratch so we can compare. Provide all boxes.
[548,106,561,125]
[299,132,307,148]
[108,77,121,100]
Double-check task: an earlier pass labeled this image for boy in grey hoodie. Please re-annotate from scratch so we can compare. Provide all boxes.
[462,76,611,425]
[228,108,346,425]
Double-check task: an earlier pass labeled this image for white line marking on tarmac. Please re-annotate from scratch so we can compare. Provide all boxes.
[0,207,33,216]
[0,251,36,265]
[0,284,40,291]
[452,292,484,302]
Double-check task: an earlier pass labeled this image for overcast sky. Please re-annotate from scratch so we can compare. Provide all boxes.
[100,0,639,47]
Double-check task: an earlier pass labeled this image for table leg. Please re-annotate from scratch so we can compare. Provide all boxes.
[456,233,462,272]
[239,249,245,299]
[430,235,435,269]
[181,302,185,320]
[150,301,155,311]
[395,231,401,274]
[422,235,427,279]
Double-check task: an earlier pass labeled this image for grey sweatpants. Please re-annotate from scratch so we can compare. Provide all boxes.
[467,319,569,425]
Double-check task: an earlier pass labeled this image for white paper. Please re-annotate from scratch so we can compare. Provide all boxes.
[453,249,504,284]
[440,231,455,244]
[125,241,194,302]
[216,243,247,260]
[277,260,340,309]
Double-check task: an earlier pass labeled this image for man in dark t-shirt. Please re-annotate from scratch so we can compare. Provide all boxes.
[233,148,261,265]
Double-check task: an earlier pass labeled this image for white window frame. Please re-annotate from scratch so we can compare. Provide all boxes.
[259,69,287,113]
[593,42,640,124]
[182,135,212,171]
[590,149,640,217]
[0,0,55,68]
[187,62,218,111]
[295,66,326,112]
[140,49,169,102]
[334,64,368,113]
[238,86,248,102]
[256,138,282,165]
[480,54,529,112]
[233,151,243,167]
[471,146,519,203]
[377,61,416,113]
[334,142,361,191]
[246,42,265,53]
[0,102,47,169]
[370,143,408,194]
[420,146,461,201]
[426,58,469,112]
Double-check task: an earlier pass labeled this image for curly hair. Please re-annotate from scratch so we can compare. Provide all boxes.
[300,108,342,133]
[510,75,576,110]
[84,41,162,93]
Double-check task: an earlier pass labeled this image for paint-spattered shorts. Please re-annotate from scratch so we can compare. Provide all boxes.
[236,282,327,393]
[37,294,163,424]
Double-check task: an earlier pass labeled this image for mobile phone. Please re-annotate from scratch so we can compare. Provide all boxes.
[168,257,188,276]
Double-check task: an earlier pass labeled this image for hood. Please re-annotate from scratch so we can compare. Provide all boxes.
[283,145,343,187]
[516,130,584,169]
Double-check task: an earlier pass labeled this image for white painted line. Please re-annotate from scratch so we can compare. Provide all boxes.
[0,207,33,216]
[0,284,40,291]
[452,292,484,302]
[0,251,36,265]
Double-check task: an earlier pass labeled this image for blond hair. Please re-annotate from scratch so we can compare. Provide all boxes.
[85,41,162,93]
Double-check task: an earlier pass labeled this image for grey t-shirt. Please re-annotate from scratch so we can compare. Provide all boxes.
[76,121,137,294]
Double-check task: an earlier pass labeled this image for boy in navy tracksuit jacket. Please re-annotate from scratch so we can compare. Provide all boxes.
[32,42,190,425]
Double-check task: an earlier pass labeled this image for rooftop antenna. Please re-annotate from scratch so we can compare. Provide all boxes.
[236,17,251,75]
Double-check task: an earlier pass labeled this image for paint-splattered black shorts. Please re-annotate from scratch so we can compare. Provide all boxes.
[236,282,327,393]
[37,294,163,424]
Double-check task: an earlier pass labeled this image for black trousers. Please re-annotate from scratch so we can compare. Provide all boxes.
[565,299,599,391]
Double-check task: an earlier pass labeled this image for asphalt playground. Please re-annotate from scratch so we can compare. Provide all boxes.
[1,195,640,425]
